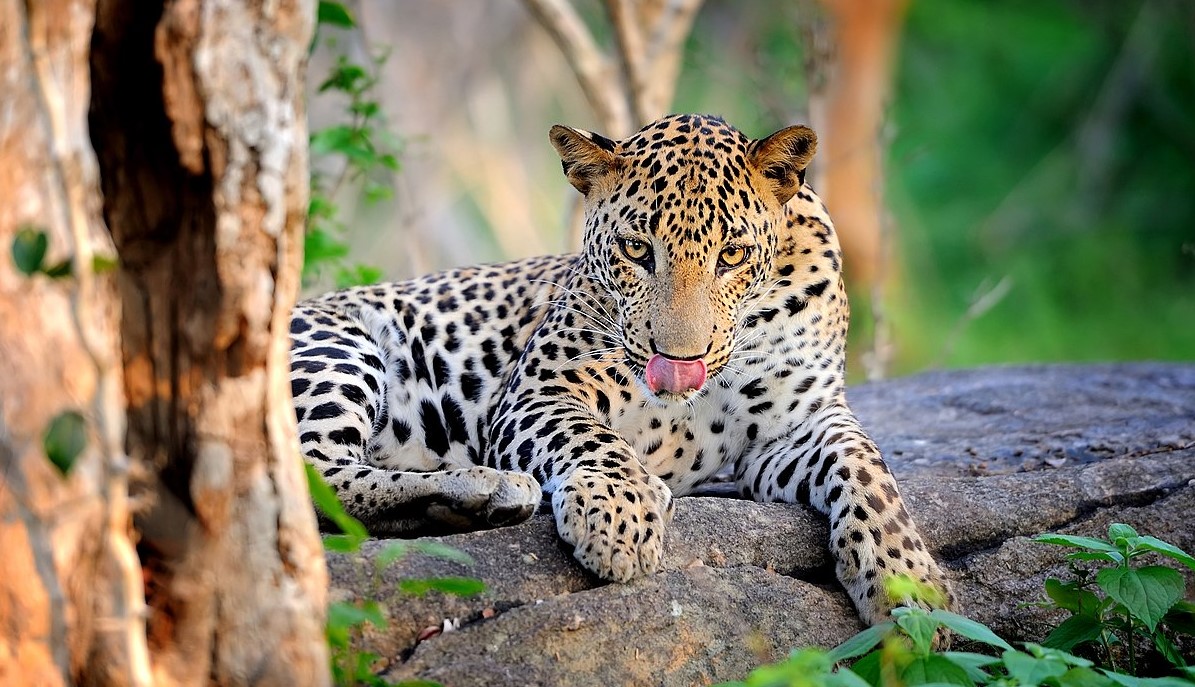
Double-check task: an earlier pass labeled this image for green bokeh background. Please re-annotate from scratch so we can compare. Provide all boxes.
[679,0,1194,375]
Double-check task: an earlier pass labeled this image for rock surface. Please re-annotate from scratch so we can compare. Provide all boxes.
[326,363,1195,686]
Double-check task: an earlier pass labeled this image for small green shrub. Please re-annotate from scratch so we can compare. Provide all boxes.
[720,537,1195,687]
[305,463,484,687]
[1035,523,1195,674]
[306,0,399,289]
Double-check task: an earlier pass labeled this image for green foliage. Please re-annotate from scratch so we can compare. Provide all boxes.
[719,531,1195,687]
[11,226,73,279]
[316,0,355,28]
[306,0,400,290]
[43,410,87,476]
[11,226,119,281]
[1034,524,1195,674]
[12,226,48,275]
[721,608,1193,687]
[306,463,483,687]
[886,0,1195,372]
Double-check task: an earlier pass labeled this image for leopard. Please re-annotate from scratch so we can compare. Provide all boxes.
[290,113,955,625]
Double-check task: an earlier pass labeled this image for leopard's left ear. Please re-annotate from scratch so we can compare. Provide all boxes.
[747,125,817,206]
[549,125,623,196]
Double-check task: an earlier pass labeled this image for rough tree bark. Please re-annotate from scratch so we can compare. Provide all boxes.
[1,0,328,684]
[0,1,145,683]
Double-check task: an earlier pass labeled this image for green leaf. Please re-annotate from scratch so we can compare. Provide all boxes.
[1035,533,1119,553]
[1152,630,1186,668]
[1058,667,1116,687]
[327,600,384,636]
[1002,649,1069,685]
[43,410,87,475]
[901,655,974,686]
[318,63,369,93]
[351,100,381,118]
[12,227,48,276]
[317,0,355,27]
[376,539,476,570]
[1045,578,1103,616]
[1107,523,1139,541]
[334,264,383,289]
[1101,672,1195,687]
[307,195,337,220]
[321,534,362,552]
[91,254,118,274]
[1134,536,1195,570]
[849,651,882,687]
[828,622,895,663]
[391,680,444,687]
[378,152,400,171]
[929,610,1014,651]
[1043,614,1105,651]
[827,668,874,687]
[399,577,485,597]
[1022,643,1095,668]
[886,573,947,607]
[304,463,368,543]
[42,259,73,279]
[409,540,476,565]
[303,227,350,264]
[1097,565,1184,631]
[310,124,361,156]
[1163,600,1195,635]
[1069,551,1126,564]
[941,652,999,683]
[897,608,940,655]
[362,182,394,204]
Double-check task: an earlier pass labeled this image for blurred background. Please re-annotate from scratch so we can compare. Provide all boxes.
[307,0,1195,381]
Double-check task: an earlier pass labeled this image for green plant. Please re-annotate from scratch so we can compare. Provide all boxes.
[306,0,399,289]
[1035,523,1195,674]
[719,571,1195,687]
[305,463,483,687]
[11,225,117,280]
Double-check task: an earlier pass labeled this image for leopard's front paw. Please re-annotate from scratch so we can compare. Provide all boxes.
[431,467,541,529]
[854,550,957,632]
[551,468,674,582]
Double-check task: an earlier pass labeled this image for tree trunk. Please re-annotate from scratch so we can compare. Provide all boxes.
[1,0,147,683]
[812,0,907,294]
[1,0,328,683]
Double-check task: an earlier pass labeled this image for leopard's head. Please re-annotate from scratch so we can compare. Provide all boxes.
[550,114,817,401]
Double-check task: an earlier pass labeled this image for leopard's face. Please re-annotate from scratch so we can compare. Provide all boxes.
[550,114,818,401]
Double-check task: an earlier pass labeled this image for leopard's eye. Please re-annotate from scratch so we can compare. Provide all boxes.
[718,245,750,269]
[618,238,652,264]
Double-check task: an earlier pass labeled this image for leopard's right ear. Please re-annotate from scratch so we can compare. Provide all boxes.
[549,125,622,196]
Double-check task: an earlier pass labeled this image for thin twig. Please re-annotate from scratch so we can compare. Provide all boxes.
[934,276,1014,368]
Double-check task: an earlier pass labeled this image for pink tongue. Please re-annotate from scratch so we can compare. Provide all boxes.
[645,354,707,394]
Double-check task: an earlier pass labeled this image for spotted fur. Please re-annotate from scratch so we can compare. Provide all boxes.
[290,114,954,624]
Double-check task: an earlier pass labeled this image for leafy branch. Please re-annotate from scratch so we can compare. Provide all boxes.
[306,0,399,289]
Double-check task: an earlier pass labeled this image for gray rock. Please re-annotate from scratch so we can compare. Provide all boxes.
[327,363,1195,685]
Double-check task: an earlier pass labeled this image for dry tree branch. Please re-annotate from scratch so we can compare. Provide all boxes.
[520,0,632,135]
[642,0,705,119]
[604,0,652,126]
